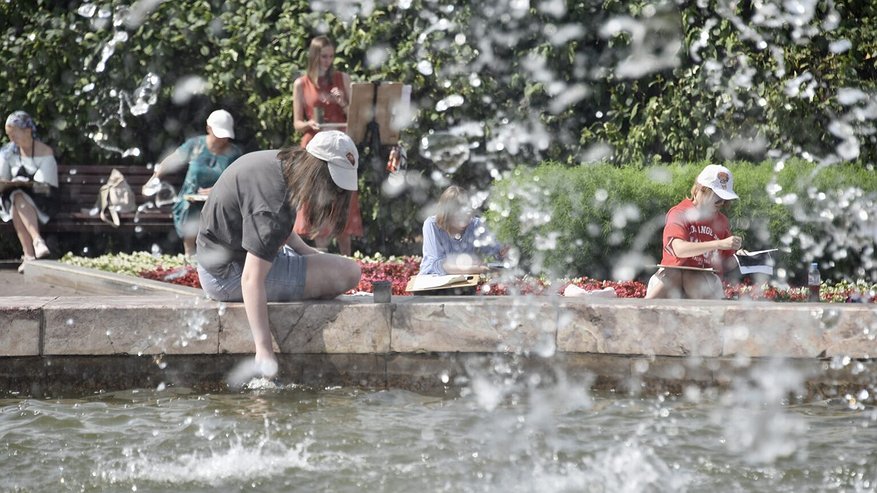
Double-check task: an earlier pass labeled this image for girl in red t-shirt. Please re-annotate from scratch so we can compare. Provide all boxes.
[645,164,743,299]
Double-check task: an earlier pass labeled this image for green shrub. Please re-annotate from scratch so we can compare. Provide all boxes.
[486,159,877,282]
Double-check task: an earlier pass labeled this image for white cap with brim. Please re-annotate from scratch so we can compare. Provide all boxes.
[306,130,359,191]
[206,109,235,139]
[696,164,739,201]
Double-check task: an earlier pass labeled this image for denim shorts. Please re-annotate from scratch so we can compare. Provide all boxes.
[198,246,308,302]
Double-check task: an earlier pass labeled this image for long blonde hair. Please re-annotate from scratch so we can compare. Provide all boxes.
[277,145,351,239]
[435,185,471,232]
[306,35,334,85]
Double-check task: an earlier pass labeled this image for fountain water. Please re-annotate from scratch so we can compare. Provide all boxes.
[2,1,876,491]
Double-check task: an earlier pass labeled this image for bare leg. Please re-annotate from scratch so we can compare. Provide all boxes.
[11,206,35,258]
[302,253,361,299]
[644,269,683,299]
[12,195,42,258]
[183,236,196,257]
[337,233,352,257]
[682,271,725,299]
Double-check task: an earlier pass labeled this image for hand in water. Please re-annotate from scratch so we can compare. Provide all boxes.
[226,356,279,388]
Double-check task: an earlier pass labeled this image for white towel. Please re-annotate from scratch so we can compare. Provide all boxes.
[563,284,617,298]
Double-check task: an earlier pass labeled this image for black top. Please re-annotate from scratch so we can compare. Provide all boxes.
[196,150,295,278]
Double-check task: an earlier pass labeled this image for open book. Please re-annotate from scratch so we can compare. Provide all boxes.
[656,264,715,273]
[734,249,778,275]
[406,274,479,292]
[183,194,208,202]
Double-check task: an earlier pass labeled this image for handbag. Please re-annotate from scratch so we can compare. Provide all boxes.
[97,168,137,227]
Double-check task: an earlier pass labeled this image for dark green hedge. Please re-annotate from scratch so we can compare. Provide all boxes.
[486,160,877,282]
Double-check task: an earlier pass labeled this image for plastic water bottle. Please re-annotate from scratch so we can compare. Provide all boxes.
[807,262,821,302]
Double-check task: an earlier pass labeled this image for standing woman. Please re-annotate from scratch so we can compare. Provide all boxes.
[292,35,362,256]
[0,111,58,272]
[196,130,362,376]
[153,109,242,258]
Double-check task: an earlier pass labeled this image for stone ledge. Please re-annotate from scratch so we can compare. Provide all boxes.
[0,297,52,357]
[5,262,877,397]
[41,296,220,356]
[2,353,875,399]
[4,292,876,361]
[24,260,203,297]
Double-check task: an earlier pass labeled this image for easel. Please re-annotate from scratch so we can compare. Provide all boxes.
[345,82,410,253]
[346,82,409,171]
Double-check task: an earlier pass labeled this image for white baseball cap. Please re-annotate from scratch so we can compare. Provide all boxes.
[696,164,738,201]
[306,130,359,191]
[206,109,235,139]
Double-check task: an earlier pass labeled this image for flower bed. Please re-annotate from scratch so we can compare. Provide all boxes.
[60,252,876,302]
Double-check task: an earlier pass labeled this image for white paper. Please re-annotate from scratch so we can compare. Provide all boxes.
[733,248,778,275]
[412,274,469,290]
[739,265,774,275]
[736,248,779,256]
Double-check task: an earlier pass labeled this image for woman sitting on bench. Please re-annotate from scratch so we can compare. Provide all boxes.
[0,111,58,273]
[153,109,242,258]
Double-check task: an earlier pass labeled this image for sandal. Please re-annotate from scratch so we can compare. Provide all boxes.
[18,255,35,274]
[33,239,50,259]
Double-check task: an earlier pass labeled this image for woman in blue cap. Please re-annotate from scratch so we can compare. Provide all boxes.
[0,111,58,272]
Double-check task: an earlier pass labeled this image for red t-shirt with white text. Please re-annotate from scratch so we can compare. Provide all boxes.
[660,198,733,274]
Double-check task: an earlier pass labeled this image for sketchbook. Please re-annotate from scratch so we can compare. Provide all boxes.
[406,274,479,292]
[183,194,208,202]
[0,179,32,193]
[734,249,778,275]
[656,264,715,273]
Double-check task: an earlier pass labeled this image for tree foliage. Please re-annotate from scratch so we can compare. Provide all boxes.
[1,0,874,258]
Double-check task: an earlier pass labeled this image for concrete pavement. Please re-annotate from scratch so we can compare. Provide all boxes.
[0,263,83,297]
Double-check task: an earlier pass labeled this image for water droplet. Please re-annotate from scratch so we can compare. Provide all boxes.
[77,3,96,17]
[416,59,433,75]
[421,132,469,173]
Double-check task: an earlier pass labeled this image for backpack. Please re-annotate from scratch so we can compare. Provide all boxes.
[98,168,136,227]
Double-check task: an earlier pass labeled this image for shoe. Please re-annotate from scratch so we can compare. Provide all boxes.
[33,239,50,259]
[18,255,35,274]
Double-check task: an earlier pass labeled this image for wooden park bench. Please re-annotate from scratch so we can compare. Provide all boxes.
[0,165,183,254]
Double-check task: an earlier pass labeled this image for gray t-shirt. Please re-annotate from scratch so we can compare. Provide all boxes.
[196,150,295,278]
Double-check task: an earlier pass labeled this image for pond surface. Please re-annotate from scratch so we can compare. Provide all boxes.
[2,384,875,492]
